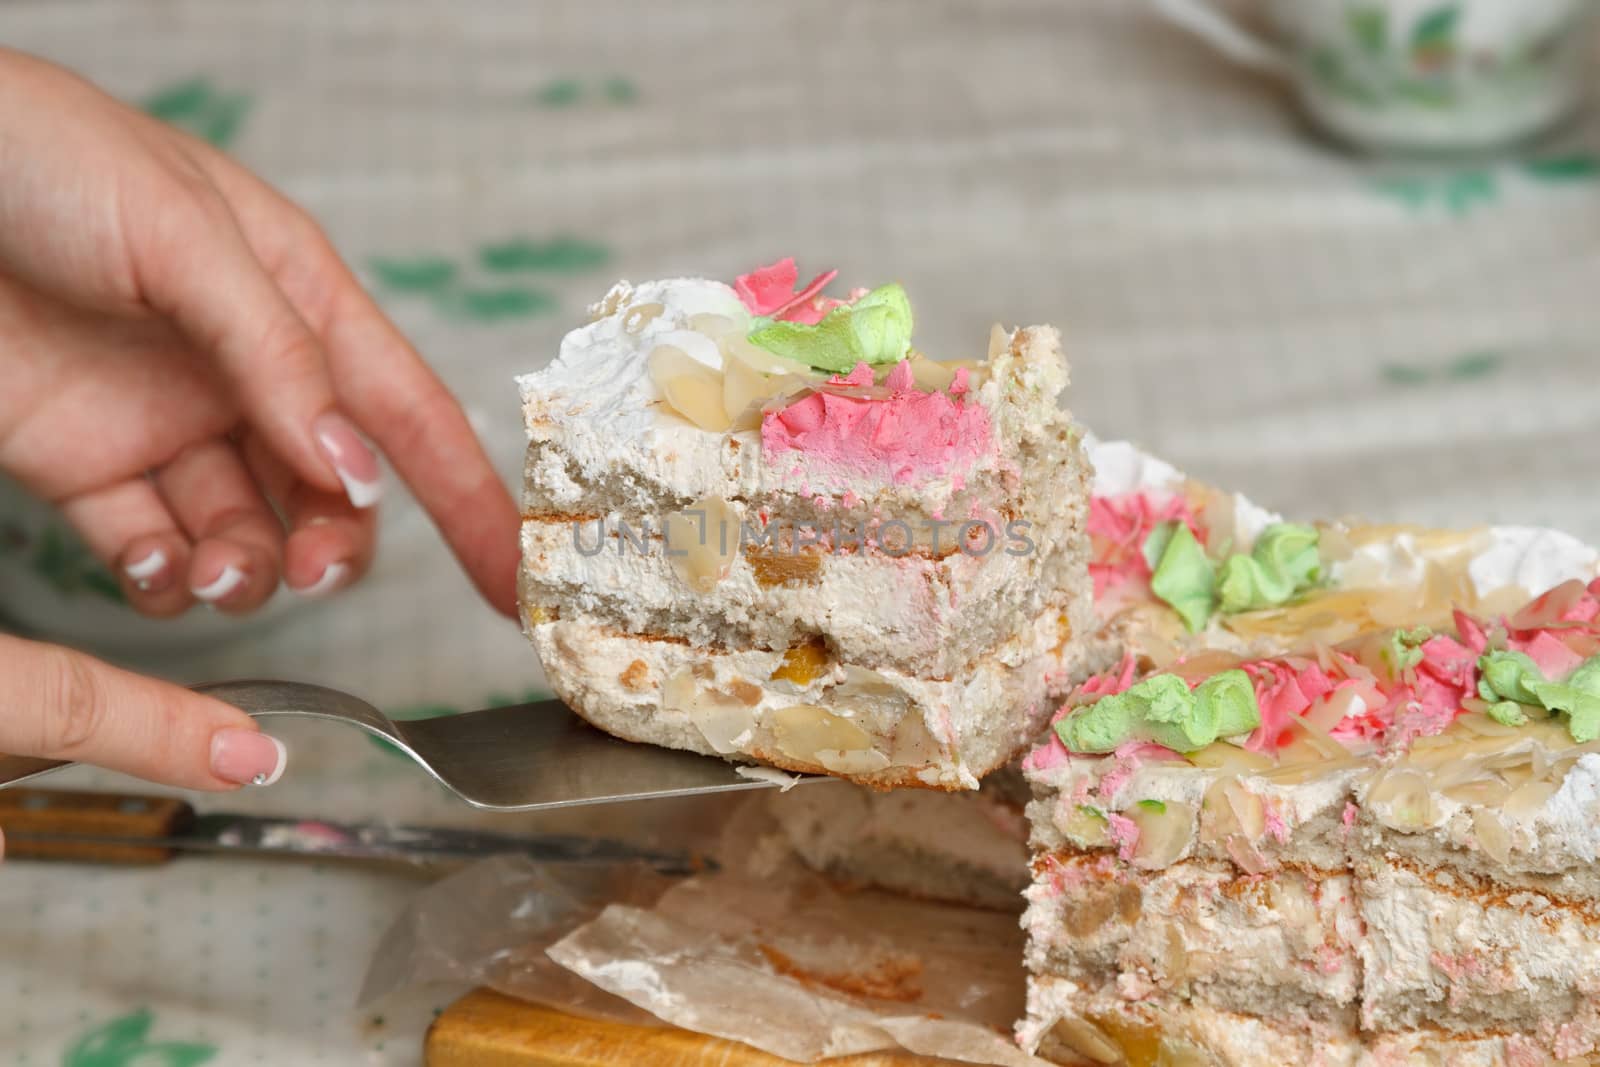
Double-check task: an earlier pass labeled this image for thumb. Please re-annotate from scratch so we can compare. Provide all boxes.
[0,635,287,791]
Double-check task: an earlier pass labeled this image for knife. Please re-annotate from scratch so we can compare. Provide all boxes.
[0,788,706,874]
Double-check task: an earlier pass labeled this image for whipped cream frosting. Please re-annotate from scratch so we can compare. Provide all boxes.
[1083,435,1600,601]
[523,276,1021,509]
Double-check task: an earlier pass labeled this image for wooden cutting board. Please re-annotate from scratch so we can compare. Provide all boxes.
[424,989,954,1066]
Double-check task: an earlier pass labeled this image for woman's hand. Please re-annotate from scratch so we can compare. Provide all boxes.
[0,631,289,856]
[0,48,519,618]
[0,50,523,803]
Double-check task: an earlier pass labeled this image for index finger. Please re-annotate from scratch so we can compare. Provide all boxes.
[321,291,520,617]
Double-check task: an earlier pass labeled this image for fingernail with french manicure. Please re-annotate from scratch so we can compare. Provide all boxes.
[313,412,382,509]
[123,548,169,592]
[293,560,349,599]
[192,564,247,603]
[211,729,287,786]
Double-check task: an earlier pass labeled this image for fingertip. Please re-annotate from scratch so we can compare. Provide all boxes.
[313,411,383,510]
[284,515,371,599]
[117,537,196,617]
[190,534,288,613]
[121,542,172,588]
[209,727,288,787]
[291,559,351,599]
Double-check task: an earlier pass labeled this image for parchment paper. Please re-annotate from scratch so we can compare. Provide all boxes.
[363,798,1050,1065]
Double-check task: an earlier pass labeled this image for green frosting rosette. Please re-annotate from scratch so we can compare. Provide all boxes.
[1055,669,1262,754]
[746,283,913,374]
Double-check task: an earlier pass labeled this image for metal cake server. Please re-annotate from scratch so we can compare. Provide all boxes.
[0,680,810,811]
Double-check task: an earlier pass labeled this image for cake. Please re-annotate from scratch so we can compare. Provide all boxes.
[770,440,1600,927]
[516,260,1102,788]
[1019,518,1600,1067]
[766,771,1032,912]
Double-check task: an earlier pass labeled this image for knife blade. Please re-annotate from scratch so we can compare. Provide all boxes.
[0,788,705,873]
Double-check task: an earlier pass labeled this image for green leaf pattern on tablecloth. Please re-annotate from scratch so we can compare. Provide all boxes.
[1373,170,1495,215]
[479,236,610,274]
[1381,350,1504,386]
[1374,155,1600,215]
[532,76,639,107]
[64,1009,216,1067]
[368,257,459,292]
[369,237,610,323]
[141,77,253,148]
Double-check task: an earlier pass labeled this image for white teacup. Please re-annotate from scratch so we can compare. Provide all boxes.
[1151,0,1599,154]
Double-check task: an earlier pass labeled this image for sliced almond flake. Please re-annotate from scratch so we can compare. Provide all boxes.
[1510,579,1591,630]
[1404,733,1532,769]
[1505,779,1560,819]
[722,350,772,431]
[1262,756,1365,784]
[1303,688,1364,735]
[1129,801,1196,870]
[1046,1017,1122,1066]
[1286,716,1350,759]
[814,380,894,401]
[664,496,740,593]
[904,352,960,393]
[1187,743,1274,775]
[1342,523,1486,555]
[687,312,739,338]
[1443,777,1511,806]
[1224,834,1269,875]
[985,324,1010,363]
[769,703,875,764]
[758,375,821,415]
[649,344,731,431]
[1473,809,1513,863]
[1366,769,1435,831]
[1316,522,1355,565]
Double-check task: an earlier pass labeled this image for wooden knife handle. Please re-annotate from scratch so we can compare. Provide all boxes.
[0,788,194,864]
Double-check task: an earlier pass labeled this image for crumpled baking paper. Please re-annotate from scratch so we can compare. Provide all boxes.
[362,796,1051,1065]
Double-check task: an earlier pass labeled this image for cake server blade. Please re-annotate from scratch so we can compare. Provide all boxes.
[0,680,816,812]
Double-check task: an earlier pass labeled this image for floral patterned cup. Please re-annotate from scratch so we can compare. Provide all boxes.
[1151,0,1599,154]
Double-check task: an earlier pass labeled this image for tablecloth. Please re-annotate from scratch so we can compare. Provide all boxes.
[3,1,1600,1062]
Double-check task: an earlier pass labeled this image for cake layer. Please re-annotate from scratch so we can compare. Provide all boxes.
[520,448,1087,678]
[529,599,1111,790]
[767,777,1031,911]
[1022,851,1362,1025]
[1356,853,1600,1039]
[1020,974,1579,1067]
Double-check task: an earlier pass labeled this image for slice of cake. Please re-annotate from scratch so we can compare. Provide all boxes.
[517,260,1101,788]
[1018,571,1600,1065]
